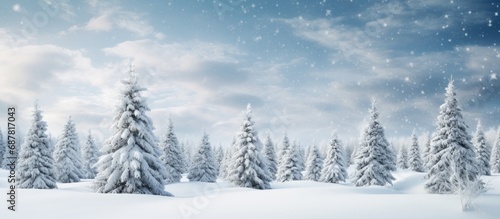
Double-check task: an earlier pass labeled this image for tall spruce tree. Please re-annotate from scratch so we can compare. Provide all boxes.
[264,134,278,180]
[425,80,482,194]
[352,100,395,186]
[16,102,57,189]
[92,68,171,196]
[320,133,348,183]
[473,120,491,176]
[304,144,323,181]
[159,117,185,183]
[277,133,303,182]
[82,130,100,179]
[408,130,424,172]
[490,128,500,173]
[54,117,84,183]
[228,104,271,189]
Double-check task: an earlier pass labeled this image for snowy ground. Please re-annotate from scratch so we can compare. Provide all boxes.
[1,169,499,219]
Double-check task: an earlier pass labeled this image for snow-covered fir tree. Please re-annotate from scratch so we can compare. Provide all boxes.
[422,133,432,171]
[277,133,303,182]
[397,144,409,170]
[0,128,5,169]
[264,134,278,180]
[159,117,185,183]
[296,142,305,171]
[188,131,218,182]
[214,144,224,172]
[352,100,395,186]
[304,144,323,181]
[82,130,100,179]
[344,144,353,168]
[92,68,171,196]
[54,117,84,183]
[490,128,500,173]
[320,133,348,183]
[228,104,271,189]
[180,140,192,172]
[408,130,424,172]
[16,102,57,189]
[218,143,233,179]
[473,120,491,176]
[425,80,482,194]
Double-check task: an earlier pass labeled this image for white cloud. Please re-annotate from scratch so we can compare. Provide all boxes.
[84,13,113,31]
[70,5,158,37]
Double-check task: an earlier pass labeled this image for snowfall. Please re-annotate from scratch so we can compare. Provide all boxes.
[1,168,499,219]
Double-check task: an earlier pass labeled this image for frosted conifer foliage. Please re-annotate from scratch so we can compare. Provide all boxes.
[408,130,424,172]
[82,130,100,179]
[188,131,218,182]
[16,102,57,189]
[490,129,500,173]
[159,118,185,183]
[92,69,171,196]
[215,145,224,171]
[473,120,490,176]
[54,117,84,183]
[228,105,271,189]
[0,129,5,169]
[264,135,278,180]
[352,100,395,186]
[320,134,348,183]
[277,133,302,182]
[304,144,323,181]
[425,81,482,194]
[397,145,409,170]
[422,134,432,171]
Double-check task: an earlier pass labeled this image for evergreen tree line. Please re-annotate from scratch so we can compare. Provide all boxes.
[2,69,499,196]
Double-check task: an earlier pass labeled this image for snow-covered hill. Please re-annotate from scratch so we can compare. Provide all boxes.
[1,169,499,219]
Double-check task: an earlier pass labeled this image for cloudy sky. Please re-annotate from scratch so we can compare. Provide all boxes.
[0,0,499,147]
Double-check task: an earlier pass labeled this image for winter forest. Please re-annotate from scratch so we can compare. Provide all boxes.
[1,1,500,219]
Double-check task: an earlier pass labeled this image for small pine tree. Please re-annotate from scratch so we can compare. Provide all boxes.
[218,143,233,179]
[188,131,218,182]
[422,133,432,171]
[54,117,84,183]
[181,140,192,172]
[320,133,348,183]
[490,128,500,173]
[159,118,185,183]
[277,133,303,182]
[408,130,424,172]
[92,68,171,196]
[397,144,409,170]
[82,130,100,179]
[425,80,482,194]
[264,135,278,180]
[0,128,5,169]
[214,144,224,172]
[352,99,395,186]
[296,142,305,171]
[16,102,57,189]
[304,145,323,181]
[344,144,353,168]
[228,104,271,189]
[473,120,491,176]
